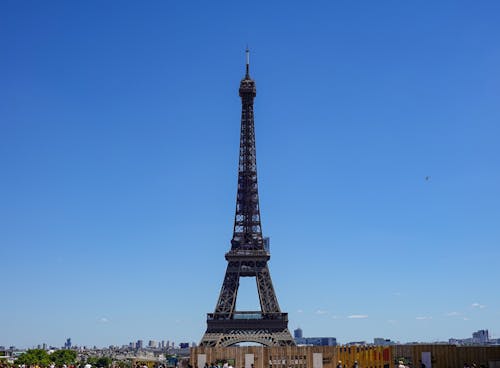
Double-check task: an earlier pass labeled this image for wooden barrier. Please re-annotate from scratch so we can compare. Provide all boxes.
[190,346,391,368]
[392,344,500,368]
[191,345,500,368]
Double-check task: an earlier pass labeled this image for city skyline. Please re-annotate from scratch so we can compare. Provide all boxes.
[1,1,500,348]
[2,328,497,351]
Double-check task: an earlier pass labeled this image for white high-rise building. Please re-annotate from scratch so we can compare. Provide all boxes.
[472,330,489,344]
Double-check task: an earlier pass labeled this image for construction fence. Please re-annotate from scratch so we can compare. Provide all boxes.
[191,345,500,368]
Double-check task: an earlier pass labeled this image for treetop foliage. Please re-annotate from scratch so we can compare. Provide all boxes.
[15,349,77,367]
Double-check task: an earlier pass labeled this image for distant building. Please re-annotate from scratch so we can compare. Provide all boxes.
[264,237,270,252]
[374,338,395,346]
[296,336,336,346]
[308,337,337,346]
[473,330,489,344]
[450,329,491,346]
[64,338,72,349]
[294,328,336,346]
[347,341,367,346]
[294,328,303,339]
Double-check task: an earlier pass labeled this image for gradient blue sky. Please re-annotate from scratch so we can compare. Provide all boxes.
[1,1,499,349]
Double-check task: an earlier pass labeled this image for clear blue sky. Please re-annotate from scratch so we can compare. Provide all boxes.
[1,0,499,349]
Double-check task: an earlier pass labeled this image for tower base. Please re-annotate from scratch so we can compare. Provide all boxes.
[199,328,295,347]
[200,312,295,347]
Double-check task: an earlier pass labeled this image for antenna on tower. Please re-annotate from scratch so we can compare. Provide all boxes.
[245,47,250,77]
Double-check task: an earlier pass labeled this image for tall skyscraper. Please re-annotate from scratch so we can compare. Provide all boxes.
[64,338,72,349]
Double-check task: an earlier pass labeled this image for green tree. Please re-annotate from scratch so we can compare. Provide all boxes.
[87,357,113,368]
[16,349,51,367]
[51,350,77,366]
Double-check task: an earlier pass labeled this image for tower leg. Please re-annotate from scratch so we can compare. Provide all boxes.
[214,262,240,317]
[256,264,281,314]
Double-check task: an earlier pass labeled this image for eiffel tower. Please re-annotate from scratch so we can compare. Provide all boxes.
[199,50,295,347]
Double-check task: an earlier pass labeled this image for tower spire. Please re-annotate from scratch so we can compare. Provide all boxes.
[245,47,250,78]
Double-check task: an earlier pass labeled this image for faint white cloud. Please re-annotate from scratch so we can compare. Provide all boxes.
[99,317,109,323]
[316,310,328,315]
[416,316,432,320]
[348,314,368,319]
[472,303,486,309]
[445,312,461,317]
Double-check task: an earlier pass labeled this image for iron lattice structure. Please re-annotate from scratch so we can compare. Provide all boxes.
[199,52,294,347]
